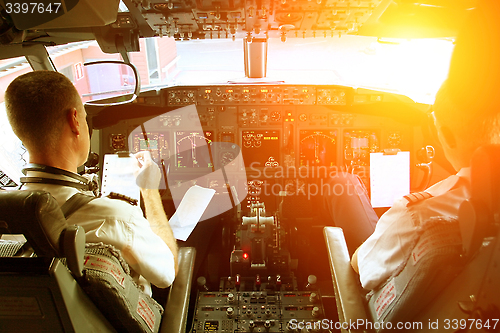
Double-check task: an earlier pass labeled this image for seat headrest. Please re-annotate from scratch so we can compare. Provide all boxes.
[470,145,500,216]
[459,145,500,256]
[0,190,68,257]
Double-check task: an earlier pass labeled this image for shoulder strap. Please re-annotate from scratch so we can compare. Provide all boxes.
[61,193,97,219]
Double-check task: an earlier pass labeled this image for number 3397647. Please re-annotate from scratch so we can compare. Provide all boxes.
[5,2,62,14]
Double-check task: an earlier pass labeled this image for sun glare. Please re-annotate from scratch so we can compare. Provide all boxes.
[368,38,455,104]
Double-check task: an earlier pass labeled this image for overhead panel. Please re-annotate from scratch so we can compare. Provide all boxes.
[143,0,383,40]
[0,0,474,48]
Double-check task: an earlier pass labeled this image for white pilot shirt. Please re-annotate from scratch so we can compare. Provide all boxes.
[357,168,471,290]
[23,170,176,296]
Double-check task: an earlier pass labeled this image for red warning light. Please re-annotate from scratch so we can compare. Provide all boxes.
[242,253,249,260]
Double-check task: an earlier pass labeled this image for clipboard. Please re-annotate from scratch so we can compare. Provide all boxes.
[101,154,141,202]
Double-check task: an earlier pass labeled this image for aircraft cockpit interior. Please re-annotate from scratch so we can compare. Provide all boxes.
[1,0,499,332]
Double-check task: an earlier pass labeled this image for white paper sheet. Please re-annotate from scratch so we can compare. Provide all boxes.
[169,185,216,241]
[370,151,410,208]
[102,154,215,241]
[101,154,140,202]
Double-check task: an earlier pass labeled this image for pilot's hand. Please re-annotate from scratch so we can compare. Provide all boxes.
[133,151,161,190]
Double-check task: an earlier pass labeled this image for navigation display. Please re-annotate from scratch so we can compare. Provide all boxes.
[299,130,337,167]
[241,130,280,167]
[175,131,214,168]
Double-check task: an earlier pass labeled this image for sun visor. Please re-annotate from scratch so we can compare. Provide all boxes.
[7,0,119,30]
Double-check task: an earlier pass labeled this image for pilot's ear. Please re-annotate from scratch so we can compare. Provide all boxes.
[67,108,80,135]
[439,125,457,149]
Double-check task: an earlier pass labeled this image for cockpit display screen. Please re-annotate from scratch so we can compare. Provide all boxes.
[299,130,337,167]
[130,132,170,166]
[343,130,379,166]
[204,320,219,332]
[350,137,368,149]
[175,131,214,168]
[139,139,158,150]
[241,130,280,168]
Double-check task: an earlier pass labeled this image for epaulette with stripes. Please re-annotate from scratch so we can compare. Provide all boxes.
[403,191,433,206]
[106,191,138,206]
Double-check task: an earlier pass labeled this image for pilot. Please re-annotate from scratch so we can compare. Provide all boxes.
[4,71,178,296]
[326,0,500,291]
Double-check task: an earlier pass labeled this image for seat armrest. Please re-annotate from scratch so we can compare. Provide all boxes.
[324,227,372,332]
[160,247,196,333]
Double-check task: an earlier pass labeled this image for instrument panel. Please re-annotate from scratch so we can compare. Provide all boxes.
[168,86,342,107]
[100,84,419,210]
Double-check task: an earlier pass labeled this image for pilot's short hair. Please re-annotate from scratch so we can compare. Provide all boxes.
[5,71,80,151]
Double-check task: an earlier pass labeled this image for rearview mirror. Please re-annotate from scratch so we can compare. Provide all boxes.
[82,61,141,106]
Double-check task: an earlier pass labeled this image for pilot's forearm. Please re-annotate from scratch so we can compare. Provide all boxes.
[141,188,179,274]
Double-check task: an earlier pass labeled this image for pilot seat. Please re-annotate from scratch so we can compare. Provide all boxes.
[324,145,500,332]
[0,190,195,333]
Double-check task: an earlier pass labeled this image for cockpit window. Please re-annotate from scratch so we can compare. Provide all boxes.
[29,33,452,106]
[118,0,129,13]
[173,36,454,104]
[0,56,32,187]
[42,35,452,104]
[5,34,449,107]
[0,99,29,187]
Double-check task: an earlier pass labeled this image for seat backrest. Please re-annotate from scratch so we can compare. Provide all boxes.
[0,190,86,277]
[0,190,166,332]
[459,145,500,256]
[0,190,197,333]
[466,145,500,324]
[0,190,67,254]
[0,190,115,332]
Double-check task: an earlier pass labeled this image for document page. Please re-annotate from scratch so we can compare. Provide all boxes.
[169,185,216,241]
[370,151,410,208]
[101,154,140,202]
